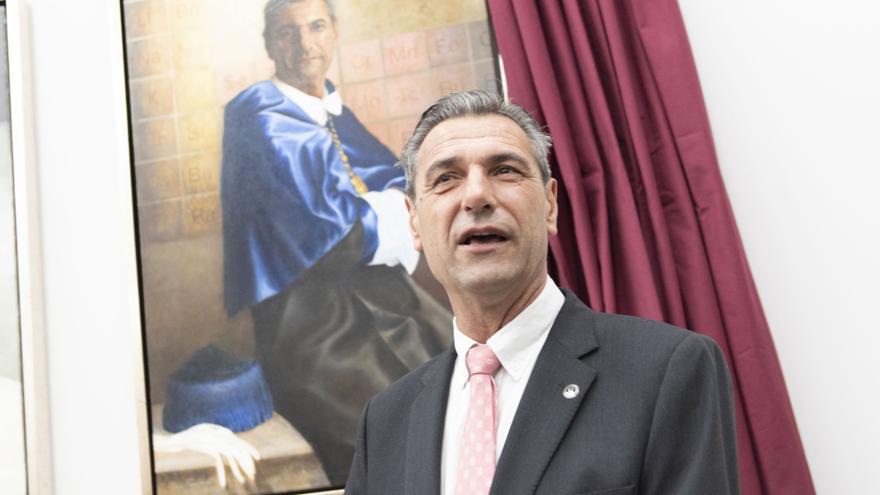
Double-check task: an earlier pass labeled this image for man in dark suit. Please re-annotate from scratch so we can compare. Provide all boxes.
[345,90,740,495]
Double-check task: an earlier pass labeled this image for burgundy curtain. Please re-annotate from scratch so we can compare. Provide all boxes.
[487,1,814,493]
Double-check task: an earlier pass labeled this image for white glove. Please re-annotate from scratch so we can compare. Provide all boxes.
[362,188,420,274]
[153,423,261,488]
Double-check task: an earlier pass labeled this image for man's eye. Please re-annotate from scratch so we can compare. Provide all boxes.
[496,166,517,175]
[433,174,453,186]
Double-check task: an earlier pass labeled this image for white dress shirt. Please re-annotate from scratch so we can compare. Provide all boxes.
[440,276,566,495]
[271,76,341,125]
[270,77,418,274]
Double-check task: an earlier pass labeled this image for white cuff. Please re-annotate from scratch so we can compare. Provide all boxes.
[362,189,419,274]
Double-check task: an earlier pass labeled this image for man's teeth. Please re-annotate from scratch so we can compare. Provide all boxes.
[465,233,505,245]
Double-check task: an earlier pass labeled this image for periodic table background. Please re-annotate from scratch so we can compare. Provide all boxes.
[122,0,498,405]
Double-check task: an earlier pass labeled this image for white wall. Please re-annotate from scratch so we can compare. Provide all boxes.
[679,1,880,493]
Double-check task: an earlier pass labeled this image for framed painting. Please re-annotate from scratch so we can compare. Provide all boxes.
[121,0,500,493]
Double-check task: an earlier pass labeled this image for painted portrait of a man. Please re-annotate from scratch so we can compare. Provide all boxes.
[123,0,498,491]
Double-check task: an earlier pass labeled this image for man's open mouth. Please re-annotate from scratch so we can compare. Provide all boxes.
[460,231,508,245]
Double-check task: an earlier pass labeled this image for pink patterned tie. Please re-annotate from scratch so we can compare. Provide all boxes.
[455,344,501,495]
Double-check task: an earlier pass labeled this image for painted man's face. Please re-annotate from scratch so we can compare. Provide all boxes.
[267,0,337,95]
[406,115,558,299]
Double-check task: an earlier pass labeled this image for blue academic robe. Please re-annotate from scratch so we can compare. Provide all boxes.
[221,80,404,315]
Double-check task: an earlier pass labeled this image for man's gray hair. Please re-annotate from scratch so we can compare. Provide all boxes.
[263,0,336,43]
[399,90,552,198]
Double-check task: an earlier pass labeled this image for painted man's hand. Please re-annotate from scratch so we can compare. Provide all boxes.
[153,423,261,488]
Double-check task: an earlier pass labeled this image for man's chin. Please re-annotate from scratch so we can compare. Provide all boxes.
[453,269,518,296]
[279,61,325,81]
[292,60,325,75]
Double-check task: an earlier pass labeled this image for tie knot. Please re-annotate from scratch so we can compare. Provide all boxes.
[465,344,501,377]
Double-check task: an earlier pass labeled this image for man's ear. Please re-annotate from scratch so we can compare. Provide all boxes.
[545,178,559,236]
[405,194,423,251]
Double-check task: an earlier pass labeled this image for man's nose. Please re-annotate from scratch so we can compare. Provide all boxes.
[290,30,309,51]
[461,170,495,213]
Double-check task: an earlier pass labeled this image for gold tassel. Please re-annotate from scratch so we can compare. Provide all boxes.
[327,115,369,196]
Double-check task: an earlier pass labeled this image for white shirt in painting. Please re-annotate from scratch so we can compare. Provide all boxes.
[271,76,341,126]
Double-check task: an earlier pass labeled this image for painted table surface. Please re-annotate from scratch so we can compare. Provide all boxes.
[152,405,341,494]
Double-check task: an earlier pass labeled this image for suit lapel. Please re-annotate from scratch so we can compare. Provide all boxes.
[404,347,456,495]
[490,292,599,495]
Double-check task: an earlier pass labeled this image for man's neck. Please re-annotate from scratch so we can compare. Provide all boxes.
[449,273,548,344]
[275,72,324,98]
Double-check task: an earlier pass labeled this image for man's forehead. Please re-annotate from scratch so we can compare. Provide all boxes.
[270,0,332,26]
[416,115,533,170]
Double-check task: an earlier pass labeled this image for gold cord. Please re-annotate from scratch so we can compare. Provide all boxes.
[327,115,369,196]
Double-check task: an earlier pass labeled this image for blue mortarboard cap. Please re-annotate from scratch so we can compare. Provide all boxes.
[162,345,274,433]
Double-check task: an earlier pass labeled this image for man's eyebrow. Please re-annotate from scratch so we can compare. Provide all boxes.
[487,152,530,168]
[423,152,532,181]
[423,157,459,181]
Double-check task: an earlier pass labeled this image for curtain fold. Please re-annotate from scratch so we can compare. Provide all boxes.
[487,1,815,493]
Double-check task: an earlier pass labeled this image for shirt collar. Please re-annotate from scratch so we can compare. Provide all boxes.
[452,276,565,386]
[271,77,343,126]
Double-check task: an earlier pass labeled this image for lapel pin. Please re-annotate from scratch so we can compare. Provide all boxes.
[563,384,579,399]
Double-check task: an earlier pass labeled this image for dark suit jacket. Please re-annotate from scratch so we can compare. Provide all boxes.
[346,290,740,495]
